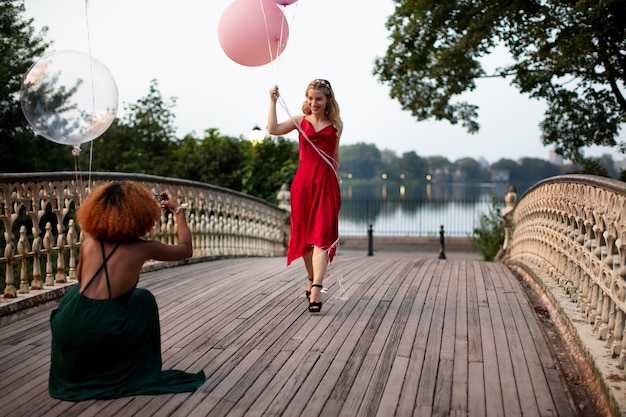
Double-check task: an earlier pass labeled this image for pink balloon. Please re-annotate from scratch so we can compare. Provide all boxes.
[273,0,298,5]
[218,0,290,67]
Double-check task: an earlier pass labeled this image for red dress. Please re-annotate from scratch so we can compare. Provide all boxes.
[287,118,341,265]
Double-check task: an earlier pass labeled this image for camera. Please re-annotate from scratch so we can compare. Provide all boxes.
[154,194,168,202]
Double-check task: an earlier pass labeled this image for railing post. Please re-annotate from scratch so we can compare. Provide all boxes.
[438,225,446,259]
[367,224,374,256]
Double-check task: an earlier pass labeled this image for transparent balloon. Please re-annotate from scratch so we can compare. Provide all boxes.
[20,50,118,147]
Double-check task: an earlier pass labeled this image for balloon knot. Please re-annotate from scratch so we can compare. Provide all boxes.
[72,146,82,156]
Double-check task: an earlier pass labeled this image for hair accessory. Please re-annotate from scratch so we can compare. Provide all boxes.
[313,79,331,89]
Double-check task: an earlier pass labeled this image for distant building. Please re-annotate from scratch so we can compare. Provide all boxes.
[431,168,450,183]
[615,157,626,172]
[477,155,489,167]
[491,169,510,183]
[452,169,466,183]
[549,148,563,165]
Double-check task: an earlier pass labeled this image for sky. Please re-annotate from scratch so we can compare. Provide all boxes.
[22,0,625,165]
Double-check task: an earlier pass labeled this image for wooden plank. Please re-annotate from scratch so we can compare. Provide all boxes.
[474,262,505,417]
[415,260,450,414]
[451,260,468,414]
[375,356,410,417]
[466,261,483,363]
[433,260,458,416]
[468,361,486,417]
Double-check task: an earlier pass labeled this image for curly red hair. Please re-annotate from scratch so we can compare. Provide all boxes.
[77,181,161,241]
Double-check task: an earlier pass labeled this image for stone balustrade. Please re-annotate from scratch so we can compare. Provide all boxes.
[1,172,288,301]
[502,174,626,372]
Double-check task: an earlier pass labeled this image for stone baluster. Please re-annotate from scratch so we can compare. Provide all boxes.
[55,223,67,283]
[30,226,43,290]
[3,231,16,298]
[597,294,610,339]
[199,213,207,256]
[218,216,225,256]
[611,309,624,357]
[17,225,30,294]
[66,219,78,281]
[43,222,55,287]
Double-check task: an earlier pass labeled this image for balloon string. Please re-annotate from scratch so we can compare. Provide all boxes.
[273,3,297,85]
[261,4,336,181]
[258,0,277,82]
[311,237,348,302]
[84,0,94,186]
[259,1,298,86]
[275,8,286,81]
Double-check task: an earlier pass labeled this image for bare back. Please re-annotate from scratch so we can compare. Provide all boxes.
[78,238,161,299]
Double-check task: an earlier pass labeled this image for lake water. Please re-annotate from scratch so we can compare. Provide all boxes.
[338,182,507,237]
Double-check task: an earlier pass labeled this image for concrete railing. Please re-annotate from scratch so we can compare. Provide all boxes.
[501,174,626,374]
[0,172,288,303]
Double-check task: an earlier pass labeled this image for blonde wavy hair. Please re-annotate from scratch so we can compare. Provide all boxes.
[301,79,343,138]
[77,181,161,241]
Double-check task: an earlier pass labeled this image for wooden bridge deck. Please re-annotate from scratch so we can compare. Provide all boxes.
[0,254,581,417]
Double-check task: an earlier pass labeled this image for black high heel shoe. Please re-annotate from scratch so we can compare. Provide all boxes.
[305,276,313,300]
[309,284,323,313]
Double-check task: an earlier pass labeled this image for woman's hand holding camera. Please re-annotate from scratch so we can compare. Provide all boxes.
[156,192,185,214]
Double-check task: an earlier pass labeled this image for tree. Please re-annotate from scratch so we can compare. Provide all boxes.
[518,157,562,185]
[424,156,452,172]
[0,0,78,172]
[398,150,429,182]
[373,0,626,162]
[169,129,247,191]
[453,157,488,182]
[85,79,178,175]
[340,143,383,180]
[241,136,298,202]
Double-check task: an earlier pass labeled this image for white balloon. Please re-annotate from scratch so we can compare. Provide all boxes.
[20,50,118,146]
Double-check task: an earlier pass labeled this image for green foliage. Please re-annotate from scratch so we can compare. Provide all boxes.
[374,0,626,162]
[87,79,178,175]
[169,128,248,190]
[340,143,383,179]
[565,157,611,178]
[241,136,298,203]
[471,197,505,261]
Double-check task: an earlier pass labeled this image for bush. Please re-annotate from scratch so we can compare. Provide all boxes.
[471,197,505,261]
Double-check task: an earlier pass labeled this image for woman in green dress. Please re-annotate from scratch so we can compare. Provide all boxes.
[49,181,205,401]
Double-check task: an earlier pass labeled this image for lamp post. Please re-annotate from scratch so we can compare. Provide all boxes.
[346,173,353,198]
[248,125,265,145]
[381,173,387,199]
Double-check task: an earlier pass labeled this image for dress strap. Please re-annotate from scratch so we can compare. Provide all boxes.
[80,242,121,298]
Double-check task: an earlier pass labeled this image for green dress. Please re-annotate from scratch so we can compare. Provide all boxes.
[49,243,205,401]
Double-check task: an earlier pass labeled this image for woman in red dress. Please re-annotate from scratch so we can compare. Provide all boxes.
[268,79,343,313]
